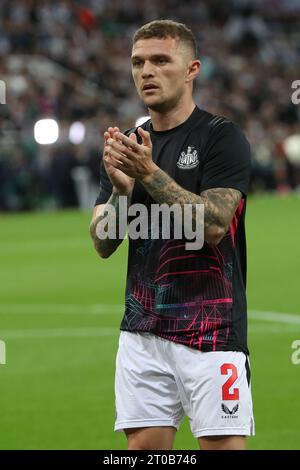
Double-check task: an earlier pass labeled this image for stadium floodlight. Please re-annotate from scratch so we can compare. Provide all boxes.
[69,121,86,145]
[283,134,300,166]
[34,119,59,145]
[135,116,150,127]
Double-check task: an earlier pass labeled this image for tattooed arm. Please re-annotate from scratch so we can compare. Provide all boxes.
[90,126,136,259]
[141,168,242,245]
[90,191,131,258]
[104,128,243,246]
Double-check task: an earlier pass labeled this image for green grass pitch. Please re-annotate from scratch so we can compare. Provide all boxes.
[0,194,299,449]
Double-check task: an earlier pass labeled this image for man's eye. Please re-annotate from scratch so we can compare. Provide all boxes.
[133,61,142,67]
[157,58,167,64]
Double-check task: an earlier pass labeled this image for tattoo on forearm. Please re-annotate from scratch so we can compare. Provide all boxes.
[90,192,130,257]
[200,187,241,233]
[141,168,241,242]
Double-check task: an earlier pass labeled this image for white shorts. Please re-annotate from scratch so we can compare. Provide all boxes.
[114,331,255,438]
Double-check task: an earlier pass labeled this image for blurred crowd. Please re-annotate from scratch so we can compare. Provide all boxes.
[0,0,299,211]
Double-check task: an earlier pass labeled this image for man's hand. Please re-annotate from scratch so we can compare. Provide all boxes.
[103,127,135,195]
[105,127,158,182]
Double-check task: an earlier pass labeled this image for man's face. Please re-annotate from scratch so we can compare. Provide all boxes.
[131,37,192,112]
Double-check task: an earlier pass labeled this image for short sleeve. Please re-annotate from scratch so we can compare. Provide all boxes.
[200,122,251,197]
[94,158,112,206]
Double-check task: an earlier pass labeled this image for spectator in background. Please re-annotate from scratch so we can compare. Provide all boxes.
[0,0,299,211]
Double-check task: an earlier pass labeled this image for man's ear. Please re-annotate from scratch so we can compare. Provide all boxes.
[186,59,201,83]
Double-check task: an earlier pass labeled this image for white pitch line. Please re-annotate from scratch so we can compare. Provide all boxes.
[1,324,293,339]
[0,309,299,340]
[0,304,299,322]
[249,310,300,325]
[0,304,299,332]
[0,327,118,339]
[0,304,122,315]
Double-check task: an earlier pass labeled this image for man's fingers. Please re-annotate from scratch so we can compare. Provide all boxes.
[104,155,131,174]
[104,131,110,145]
[104,127,121,159]
[112,127,120,138]
[104,155,122,169]
[111,127,120,139]
[107,138,135,158]
[115,132,139,150]
[105,146,132,166]
[137,127,152,147]
[129,132,137,143]
[107,139,125,153]
[107,126,120,139]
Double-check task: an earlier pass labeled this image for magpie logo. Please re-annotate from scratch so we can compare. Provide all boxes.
[222,403,239,416]
[177,146,199,169]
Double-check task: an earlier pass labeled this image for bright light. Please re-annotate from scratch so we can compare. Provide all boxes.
[135,116,150,127]
[69,121,86,145]
[34,119,59,145]
[283,134,300,165]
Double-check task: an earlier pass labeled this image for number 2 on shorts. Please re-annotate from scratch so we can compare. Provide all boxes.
[221,363,239,401]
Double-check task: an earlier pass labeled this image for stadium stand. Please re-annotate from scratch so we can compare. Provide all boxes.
[0,0,299,210]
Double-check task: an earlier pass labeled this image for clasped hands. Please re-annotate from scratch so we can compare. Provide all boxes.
[104,126,158,183]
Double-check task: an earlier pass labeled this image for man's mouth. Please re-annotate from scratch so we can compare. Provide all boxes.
[142,83,159,92]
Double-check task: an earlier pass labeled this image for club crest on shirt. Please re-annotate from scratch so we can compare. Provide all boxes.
[177,146,199,169]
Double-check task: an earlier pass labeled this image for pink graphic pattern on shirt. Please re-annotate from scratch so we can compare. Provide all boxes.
[121,200,246,351]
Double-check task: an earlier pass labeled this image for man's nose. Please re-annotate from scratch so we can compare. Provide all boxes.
[141,61,154,78]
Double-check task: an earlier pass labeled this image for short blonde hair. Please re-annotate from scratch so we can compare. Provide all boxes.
[133,20,198,58]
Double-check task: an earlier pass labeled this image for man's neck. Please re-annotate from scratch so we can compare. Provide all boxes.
[149,100,196,132]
